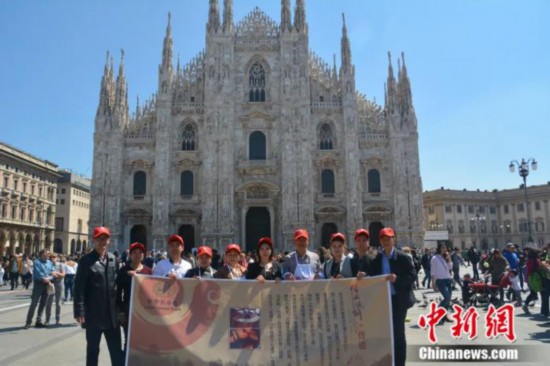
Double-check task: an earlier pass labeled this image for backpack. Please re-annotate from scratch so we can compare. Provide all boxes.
[528,269,544,292]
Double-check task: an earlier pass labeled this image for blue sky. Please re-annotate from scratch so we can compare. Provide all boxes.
[0,0,548,191]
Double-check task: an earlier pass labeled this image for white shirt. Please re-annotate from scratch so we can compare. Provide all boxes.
[430,254,452,280]
[509,275,521,291]
[152,258,192,278]
[64,262,77,275]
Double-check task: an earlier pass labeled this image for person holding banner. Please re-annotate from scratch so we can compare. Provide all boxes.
[245,237,282,282]
[370,228,416,366]
[214,244,247,280]
[152,235,192,279]
[350,228,374,278]
[116,242,152,356]
[322,232,353,279]
[282,229,322,281]
[185,246,216,278]
[73,226,123,366]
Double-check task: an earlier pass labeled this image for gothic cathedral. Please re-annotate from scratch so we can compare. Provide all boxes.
[90,0,424,253]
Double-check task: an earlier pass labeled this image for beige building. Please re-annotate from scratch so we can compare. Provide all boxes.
[423,183,550,250]
[54,171,91,254]
[0,142,60,256]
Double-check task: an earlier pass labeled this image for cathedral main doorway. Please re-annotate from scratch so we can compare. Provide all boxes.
[245,207,271,253]
[321,223,338,248]
[178,225,195,254]
[369,222,384,247]
[130,225,147,248]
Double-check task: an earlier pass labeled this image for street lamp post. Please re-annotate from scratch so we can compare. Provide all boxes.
[509,158,538,243]
[470,209,486,248]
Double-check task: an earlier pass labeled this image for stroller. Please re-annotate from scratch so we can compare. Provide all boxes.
[466,275,505,308]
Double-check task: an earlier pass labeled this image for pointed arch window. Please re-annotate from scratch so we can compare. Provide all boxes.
[319,124,334,150]
[249,131,266,160]
[321,169,335,195]
[367,169,381,193]
[133,171,147,197]
[248,62,266,102]
[180,171,194,197]
[182,124,197,151]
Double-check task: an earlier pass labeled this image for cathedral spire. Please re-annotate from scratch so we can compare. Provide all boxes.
[207,0,221,33]
[115,49,128,115]
[222,0,233,33]
[332,53,338,83]
[398,52,413,116]
[386,51,397,114]
[161,12,173,72]
[340,13,352,75]
[281,0,292,33]
[294,0,306,33]
[98,51,112,114]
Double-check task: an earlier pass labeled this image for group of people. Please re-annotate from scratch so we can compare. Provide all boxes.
[48,225,415,366]
[423,241,550,325]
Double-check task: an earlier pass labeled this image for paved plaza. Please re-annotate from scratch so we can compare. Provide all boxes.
[0,264,548,365]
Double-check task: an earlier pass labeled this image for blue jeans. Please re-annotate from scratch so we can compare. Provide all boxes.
[422,268,431,288]
[64,274,75,301]
[436,278,453,310]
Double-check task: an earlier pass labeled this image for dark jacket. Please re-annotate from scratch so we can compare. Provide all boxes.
[350,253,374,277]
[115,264,152,317]
[74,250,118,330]
[369,248,416,307]
[421,253,431,270]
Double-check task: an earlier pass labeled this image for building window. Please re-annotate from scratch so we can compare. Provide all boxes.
[77,219,82,234]
[478,206,485,214]
[31,185,35,195]
[535,201,541,211]
[517,203,525,212]
[468,205,475,214]
[456,205,462,214]
[3,177,7,187]
[61,188,66,194]
[249,131,267,160]
[503,205,509,214]
[11,206,16,219]
[446,221,453,234]
[23,182,27,193]
[489,206,496,214]
[445,205,452,213]
[0,204,5,218]
[13,179,18,190]
[519,220,527,232]
[458,221,465,234]
[20,208,25,221]
[504,221,511,233]
[321,169,335,195]
[180,171,194,197]
[248,62,266,102]
[491,221,498,234]
[55,217,64,232]
[181,124,197,151]
[319,124,334,150]
[133,171,147,197]
[367,169,381,193]
[470,222,476,234]
[428,206,434,215]
[29,210,33,222]
[61,199,65,205]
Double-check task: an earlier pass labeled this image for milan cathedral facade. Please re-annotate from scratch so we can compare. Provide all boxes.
[90,0,424,252]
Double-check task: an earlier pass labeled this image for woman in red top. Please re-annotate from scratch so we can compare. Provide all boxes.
[116,242,152,354]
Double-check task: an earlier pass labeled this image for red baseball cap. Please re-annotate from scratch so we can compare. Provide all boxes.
[129,242,145,253]
[93,226,111,239]
[167,234,184,246]
[379,228,395,239]
[330,232,346,243]
[294,229,309,241]
[197,246,213,258]
[354,228,370,240]
[258,237,273,248]
[225,244,241,254]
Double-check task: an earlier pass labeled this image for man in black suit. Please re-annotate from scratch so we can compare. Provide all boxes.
[369,228,416,366]
[74,227,122,366]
